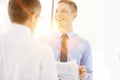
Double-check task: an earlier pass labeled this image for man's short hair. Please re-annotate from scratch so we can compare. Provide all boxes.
[58,0,77,13]
[8,0,41,24]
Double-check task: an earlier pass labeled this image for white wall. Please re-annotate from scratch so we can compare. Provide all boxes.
[0,0,10,36]
[102,0,120,80]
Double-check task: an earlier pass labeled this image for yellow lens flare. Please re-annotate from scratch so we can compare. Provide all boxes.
[34,18,52,39]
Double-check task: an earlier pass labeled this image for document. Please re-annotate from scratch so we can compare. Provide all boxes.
[56,60,80,80]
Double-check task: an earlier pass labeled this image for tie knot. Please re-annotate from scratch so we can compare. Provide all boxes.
[61,34,68,39]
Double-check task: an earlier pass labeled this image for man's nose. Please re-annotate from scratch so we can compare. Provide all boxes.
[55,12,61,17]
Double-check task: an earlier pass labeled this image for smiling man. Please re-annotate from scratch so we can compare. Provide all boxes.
[43,0,93,80]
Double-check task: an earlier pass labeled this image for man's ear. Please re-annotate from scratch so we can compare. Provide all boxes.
[29,13,36,23]
[73,12,77,19]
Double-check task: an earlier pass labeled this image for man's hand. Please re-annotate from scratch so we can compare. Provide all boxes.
[79,66,87,79]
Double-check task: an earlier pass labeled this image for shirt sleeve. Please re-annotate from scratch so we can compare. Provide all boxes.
[80,43,93,80]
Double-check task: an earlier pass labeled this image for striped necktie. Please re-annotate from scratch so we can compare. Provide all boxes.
[60,34,68,62]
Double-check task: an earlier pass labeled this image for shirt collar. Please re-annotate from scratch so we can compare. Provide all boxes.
[56,30,74,39]
[9,23,32,38]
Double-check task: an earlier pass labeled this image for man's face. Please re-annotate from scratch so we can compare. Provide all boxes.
[55,3,76,27]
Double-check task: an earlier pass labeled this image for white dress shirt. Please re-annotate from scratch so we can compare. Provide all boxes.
[0,23,58,80]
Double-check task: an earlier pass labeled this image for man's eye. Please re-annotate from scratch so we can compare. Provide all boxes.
[56,10,67,13]
[61,10,67,13]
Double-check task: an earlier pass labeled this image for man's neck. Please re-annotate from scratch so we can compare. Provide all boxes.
[24,22,34,34]
[59,25,73,34]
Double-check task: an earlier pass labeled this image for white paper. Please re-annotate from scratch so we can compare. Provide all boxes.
[56,60,80,80]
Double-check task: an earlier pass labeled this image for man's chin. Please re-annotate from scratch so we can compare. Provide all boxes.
[57,22,63,25]
[57,23,65,27]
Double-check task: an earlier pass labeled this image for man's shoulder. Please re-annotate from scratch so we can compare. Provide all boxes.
[39,31,58,44]
[33,40,54,58]
[73,33,91,46]
[34,40,53,52]
[73,33,89,42]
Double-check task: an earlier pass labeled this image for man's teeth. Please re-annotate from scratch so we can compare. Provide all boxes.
[58,19,62,21]
[57,18,63,21]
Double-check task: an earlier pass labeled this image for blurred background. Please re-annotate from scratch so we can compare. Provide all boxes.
[0,0,120,80]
